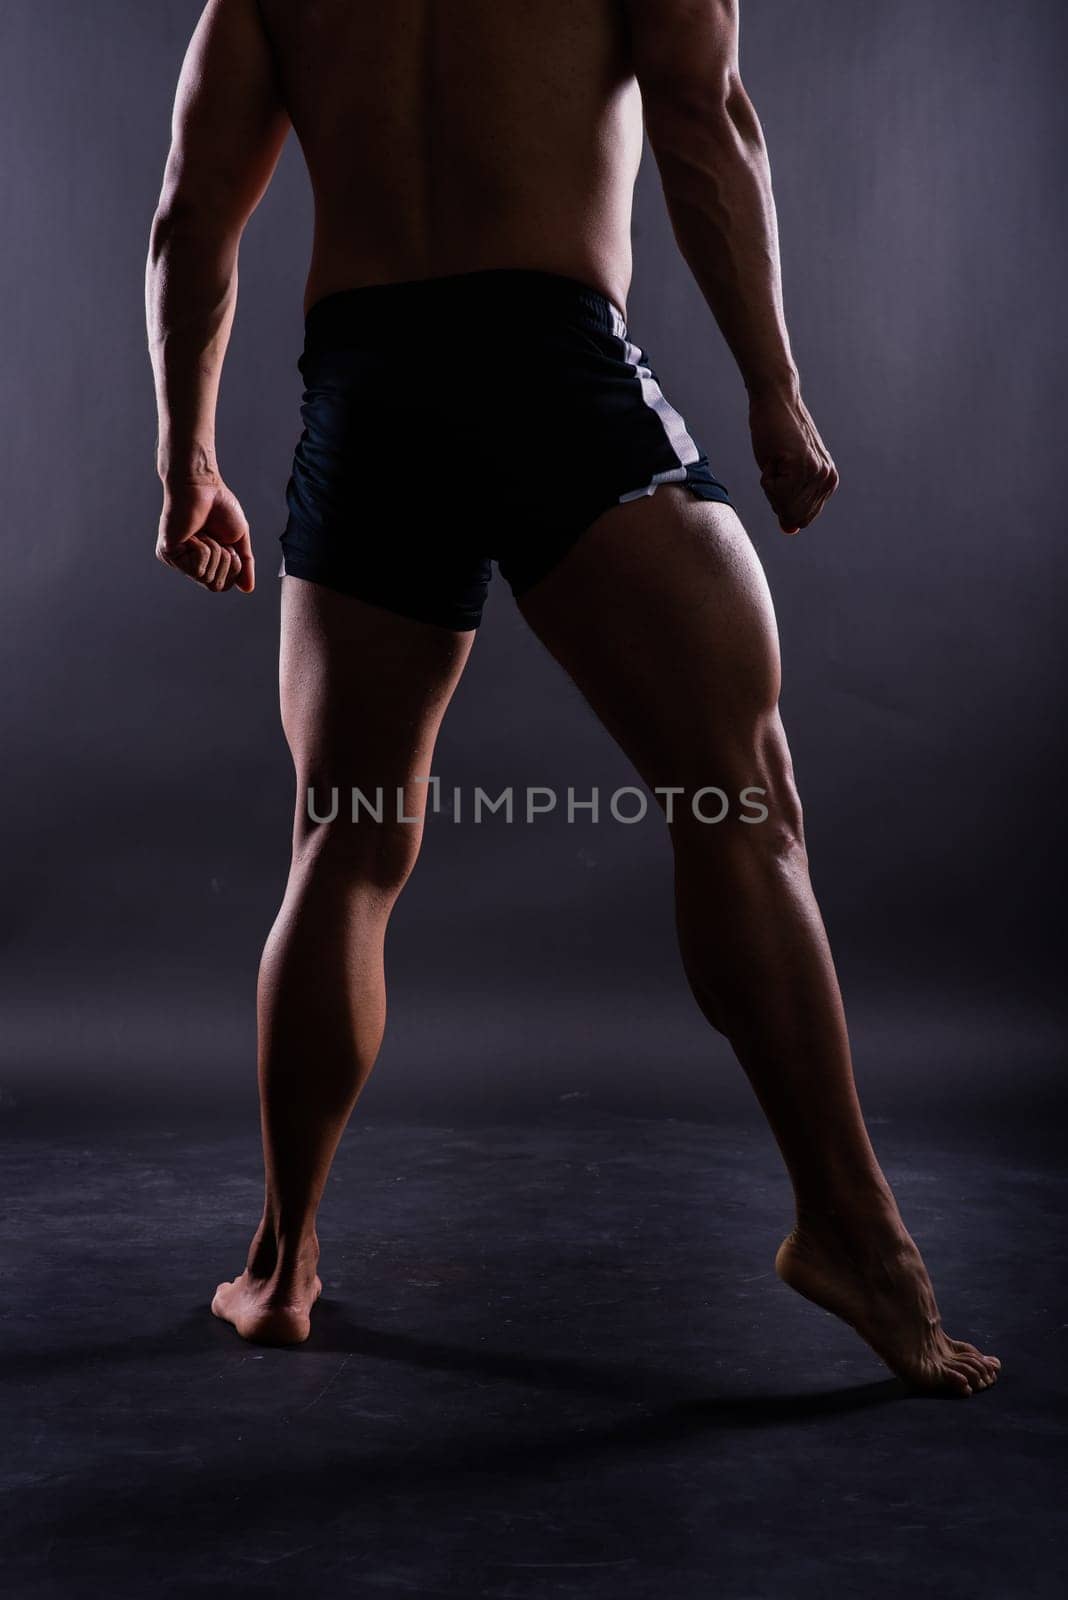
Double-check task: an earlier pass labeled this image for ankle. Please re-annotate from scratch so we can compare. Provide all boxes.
[794,1179,904,1244]
[248,1217,320,1279]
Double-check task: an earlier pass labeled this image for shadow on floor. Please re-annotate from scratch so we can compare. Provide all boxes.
[3,1292,904,1425]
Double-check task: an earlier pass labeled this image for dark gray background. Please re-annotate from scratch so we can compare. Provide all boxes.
[0,0,1063,1126]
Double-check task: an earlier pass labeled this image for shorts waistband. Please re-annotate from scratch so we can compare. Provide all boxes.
[303,268,626,353]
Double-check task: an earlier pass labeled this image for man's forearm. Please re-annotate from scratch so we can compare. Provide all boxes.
[647,81,799,399]
[146,205,239,484]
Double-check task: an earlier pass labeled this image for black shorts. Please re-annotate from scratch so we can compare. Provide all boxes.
[279,267,733,630]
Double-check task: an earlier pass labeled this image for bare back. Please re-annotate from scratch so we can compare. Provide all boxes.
[258,0,644,317]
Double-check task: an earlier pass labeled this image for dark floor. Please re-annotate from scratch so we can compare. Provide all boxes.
[2,1104,1065,1599]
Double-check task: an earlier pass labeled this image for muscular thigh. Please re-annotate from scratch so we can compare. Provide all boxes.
[279,575,474,826]
[516,488,793,806]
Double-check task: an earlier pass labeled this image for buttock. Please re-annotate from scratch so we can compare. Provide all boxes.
[278,267,733,630]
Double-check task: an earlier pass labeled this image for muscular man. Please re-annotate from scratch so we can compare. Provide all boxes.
[146,0,999,1394]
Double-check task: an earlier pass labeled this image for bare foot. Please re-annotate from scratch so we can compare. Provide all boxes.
[775,1221,1001,1397]
[211,1229,323,1346]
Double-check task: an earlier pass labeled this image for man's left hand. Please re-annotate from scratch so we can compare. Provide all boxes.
[156,479,255,594]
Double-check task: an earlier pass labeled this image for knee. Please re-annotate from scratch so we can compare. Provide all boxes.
[673,799,807,889]
[733,782,807,867]
[293,801,424,899]
[670,723,808,873]
[673,799,808,1041]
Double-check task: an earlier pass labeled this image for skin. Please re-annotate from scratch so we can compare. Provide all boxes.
[146,0,999,1394]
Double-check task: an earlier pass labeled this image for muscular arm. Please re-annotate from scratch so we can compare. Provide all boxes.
[627,0,837,530]
[146,0,289,588]
[627,0,794,396]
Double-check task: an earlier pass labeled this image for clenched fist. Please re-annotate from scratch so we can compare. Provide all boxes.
[156,478,255,594]
[749,388,839,535]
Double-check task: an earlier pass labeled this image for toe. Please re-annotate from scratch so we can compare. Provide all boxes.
[955,1354,988,1385]
[945,1359,979,1395]
[942,1365,973,1397]
[210,1280,235,1317]
[951,1338,995,1363]
[959,1344,1004,1382]
[951,1340,1001,1377]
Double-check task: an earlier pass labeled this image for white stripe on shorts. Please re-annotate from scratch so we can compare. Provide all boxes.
[618,465,689,502]
[609,305,700,476]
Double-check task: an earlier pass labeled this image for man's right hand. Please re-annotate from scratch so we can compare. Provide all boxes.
[748,387,839,535]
